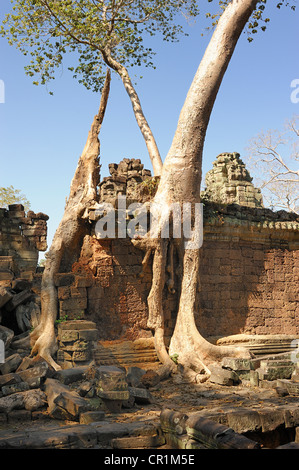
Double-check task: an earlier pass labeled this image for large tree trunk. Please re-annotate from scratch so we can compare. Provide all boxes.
[30,70,111,370]
[135,0,259,381]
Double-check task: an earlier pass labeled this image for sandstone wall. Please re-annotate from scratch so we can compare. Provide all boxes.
[196,211,299,340]
[0,204,48,283]
[45,157,299,344]
[56,202,298,343]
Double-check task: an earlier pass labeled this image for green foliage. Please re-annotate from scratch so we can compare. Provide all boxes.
[204,0,296,42]
[170,353,179,364]
[0,185,31,211]
[1,0,200,93]
[141,176,160,196]
[1,1,295,93]
[55,314,68,325]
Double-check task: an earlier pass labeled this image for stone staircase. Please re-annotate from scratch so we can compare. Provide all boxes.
[93,339,160,369]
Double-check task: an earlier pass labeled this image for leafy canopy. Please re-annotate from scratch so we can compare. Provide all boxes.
[204,0,296,42]
[1,0,295,93]
[1,0,199,92]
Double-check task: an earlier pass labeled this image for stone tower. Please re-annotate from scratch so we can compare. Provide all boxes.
[202,152,263,208]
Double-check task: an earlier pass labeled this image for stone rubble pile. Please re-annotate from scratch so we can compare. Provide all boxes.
[0,203,48,348]
[98,158,153,206]
[0,338,159,444]
[207,352,299,395]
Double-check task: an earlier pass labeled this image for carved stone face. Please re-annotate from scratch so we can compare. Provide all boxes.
[202,153,263,208]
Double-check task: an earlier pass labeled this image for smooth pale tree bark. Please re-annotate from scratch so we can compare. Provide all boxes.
[30,70,111,370]
[102,47,163,176]
[134,0,259,381]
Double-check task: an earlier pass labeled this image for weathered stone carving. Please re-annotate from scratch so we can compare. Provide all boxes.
[201,152,263,208]
[98,158,152,205]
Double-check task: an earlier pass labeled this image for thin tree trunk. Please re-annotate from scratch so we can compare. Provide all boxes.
[102,48,163,176]
[30,70,111,370]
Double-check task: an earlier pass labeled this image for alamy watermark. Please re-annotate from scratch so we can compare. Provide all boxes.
[291,79,299,104]
[94,195,203,249]
[0,339,4,364]
[0,80,5,104]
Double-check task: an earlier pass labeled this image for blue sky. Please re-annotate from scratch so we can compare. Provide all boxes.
[0,1,298,251]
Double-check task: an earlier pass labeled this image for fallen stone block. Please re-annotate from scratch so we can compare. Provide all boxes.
[255,408,285,433]
[17,361,53,387]
[0,325,14,349]
[0,353,23,375]
[53,366,88,385]
[257,364,294,381]
[1,381,30,396]
[209,364,240,386]
[221,357,254,371]
[22,389,47,411]
[0,372,22,388]
[45,378,91,421]
[78,381,95,398]
[0,392,25,413]
[5,290,33,312]
[10,331,31,350]
[89,365,129,398]
[0,389,46,413]
[126,366,146,388]
[0,287,13,308]
[128,386,154,404]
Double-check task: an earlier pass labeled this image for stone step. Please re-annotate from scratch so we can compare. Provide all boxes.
[93,340,160,368]
[260,359,295,369]
[217,335,299,357]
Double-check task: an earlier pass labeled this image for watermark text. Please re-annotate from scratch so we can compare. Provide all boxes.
[291,79,299,104]
[94,196,203,249]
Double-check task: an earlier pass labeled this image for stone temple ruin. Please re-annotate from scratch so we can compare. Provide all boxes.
[0,153,299,449]
[201,152,263,208]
